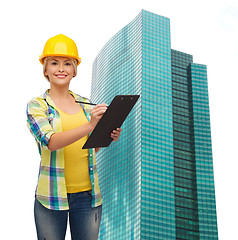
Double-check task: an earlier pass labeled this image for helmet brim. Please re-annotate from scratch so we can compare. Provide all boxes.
[39,54,81,66]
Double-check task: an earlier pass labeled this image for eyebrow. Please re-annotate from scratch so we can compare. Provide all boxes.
[50,58,71,62]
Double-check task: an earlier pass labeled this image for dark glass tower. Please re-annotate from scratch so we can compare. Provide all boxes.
[172,50,200,239]
[91,10,218,240]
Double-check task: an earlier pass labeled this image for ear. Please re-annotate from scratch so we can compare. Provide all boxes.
[44,67,47,77]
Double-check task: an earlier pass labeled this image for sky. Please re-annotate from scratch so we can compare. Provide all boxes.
[1,0,237,239]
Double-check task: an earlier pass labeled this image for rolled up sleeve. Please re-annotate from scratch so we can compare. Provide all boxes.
[26,99,55,149]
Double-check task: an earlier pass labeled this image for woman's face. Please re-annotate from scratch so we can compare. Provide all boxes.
[44,57,75,86]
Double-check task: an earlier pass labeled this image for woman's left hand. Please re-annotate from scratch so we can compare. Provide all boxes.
[111,128,122,142]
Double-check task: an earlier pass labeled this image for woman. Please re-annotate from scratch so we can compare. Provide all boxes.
[26,34,122,240]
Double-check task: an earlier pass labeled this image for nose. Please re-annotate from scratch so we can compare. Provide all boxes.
[58,62,65,72]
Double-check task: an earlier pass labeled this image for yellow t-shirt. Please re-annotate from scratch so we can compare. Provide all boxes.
[56,106,92,193]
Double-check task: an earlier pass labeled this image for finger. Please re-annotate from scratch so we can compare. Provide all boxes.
[111,132,120,140]
[112,130,120,135]
[111,131,119,136]
[93,108,107,115]
[92,107,107,116]
[94,103,108,108]
[91,105,107,114]
[92,106,107,112]
[113,128,122,132]
[113,129,122,135]
[111,136,119,142]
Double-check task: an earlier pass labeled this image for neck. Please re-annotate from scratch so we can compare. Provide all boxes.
[49,85,71,100]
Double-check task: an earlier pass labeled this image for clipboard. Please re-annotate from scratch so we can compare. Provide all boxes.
[82,95,140,149]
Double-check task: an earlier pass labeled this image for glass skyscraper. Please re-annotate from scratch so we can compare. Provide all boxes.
[91,10,218,240]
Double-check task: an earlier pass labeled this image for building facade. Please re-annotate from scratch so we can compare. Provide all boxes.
[91,10,218,240]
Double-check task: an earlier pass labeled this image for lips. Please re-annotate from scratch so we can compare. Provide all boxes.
[55,74,67,79]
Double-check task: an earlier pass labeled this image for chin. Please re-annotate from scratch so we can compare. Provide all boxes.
[50,78,71,84]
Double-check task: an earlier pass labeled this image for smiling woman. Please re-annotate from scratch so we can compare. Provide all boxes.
[26,34,122,240]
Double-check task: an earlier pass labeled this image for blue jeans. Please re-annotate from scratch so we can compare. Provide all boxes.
[34,190,102,240]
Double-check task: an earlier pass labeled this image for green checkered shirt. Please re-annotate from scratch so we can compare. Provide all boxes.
[26,90,102,210]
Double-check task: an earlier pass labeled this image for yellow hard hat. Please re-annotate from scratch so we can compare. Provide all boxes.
[39,34,81,65]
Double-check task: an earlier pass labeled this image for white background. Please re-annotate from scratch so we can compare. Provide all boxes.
[1,0,237,239]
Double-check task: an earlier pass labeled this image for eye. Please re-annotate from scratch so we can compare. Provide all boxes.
[51,61,58,65]
[65,62,72,66]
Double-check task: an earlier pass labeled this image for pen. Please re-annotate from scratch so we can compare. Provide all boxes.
[76,100,108,108]
[76,101,97,106]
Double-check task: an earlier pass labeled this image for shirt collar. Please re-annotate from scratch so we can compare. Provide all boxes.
[40,89,87,108]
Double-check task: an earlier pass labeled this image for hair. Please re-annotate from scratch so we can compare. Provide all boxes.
[43,57,78,82]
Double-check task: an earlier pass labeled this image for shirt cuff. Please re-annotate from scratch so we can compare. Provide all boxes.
[41,130,55,148]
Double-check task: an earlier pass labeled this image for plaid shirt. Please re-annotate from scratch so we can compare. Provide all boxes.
[26,90,102,210]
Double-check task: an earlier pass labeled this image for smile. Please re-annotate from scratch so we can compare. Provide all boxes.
[55,74,67,79]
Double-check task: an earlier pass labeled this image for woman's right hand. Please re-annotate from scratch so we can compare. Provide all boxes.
[47,103,107,151]
[89,103,108,128]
